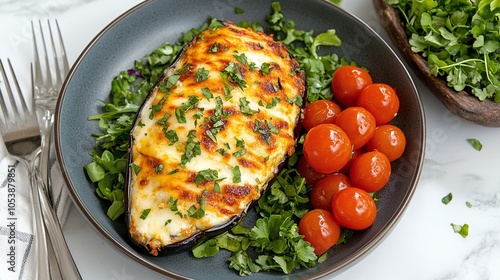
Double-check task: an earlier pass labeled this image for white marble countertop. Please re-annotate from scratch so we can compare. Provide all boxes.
[1,0,500,279]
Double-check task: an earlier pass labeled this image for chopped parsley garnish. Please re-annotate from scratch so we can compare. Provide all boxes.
[168,168,179,175]
[451,223,469,238]
[441,192,453,205]
[196,168,220,186]
[195,67,210,82]
[140,208,151,220]
[239,97,259,116]
[180,130,201,167]
[232,149,247,157]
[260,62,273,75]
[157,112,170,126]
[165,130,179,144]
[149,91,172,119]
[266,120,279,134]
[222,62,247,91]
[216,147,227,155]
[188,195,206,219]
[208,42,219,53]
[201,87,213,101]
[254,119,272,144]
[158,74,180,92]
[234,53,249,66]
[232,165,241,183]
[168,197,179,212]
[263,97,280,108]
[285,95,303,107]
[467,138,483,151]
[181,95,201,111]
[175,108,186,123]
[155,164,164,174]
[235,7,245,14]
[130,163,140,175]
[235,137,245,148]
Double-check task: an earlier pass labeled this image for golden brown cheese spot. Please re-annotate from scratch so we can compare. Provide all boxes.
[179,189,197,202]
[274,119,289,130]
[267,40,288,58]
[186,172,197,184]
[247,42,264,50]
[260,81,279,95]
[139,178,149,187]
[225,185,253,198]
[238,158,259,169]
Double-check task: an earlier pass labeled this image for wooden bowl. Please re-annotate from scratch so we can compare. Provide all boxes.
[373,0,500,127]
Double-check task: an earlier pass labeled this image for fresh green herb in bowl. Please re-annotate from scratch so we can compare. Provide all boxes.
[375,0,500,127]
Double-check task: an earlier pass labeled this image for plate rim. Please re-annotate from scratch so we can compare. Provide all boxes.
[54,0,426,278]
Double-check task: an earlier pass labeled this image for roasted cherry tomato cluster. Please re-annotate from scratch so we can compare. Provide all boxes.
[297,65,407,255]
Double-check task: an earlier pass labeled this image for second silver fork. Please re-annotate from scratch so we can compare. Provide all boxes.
[31,19,82,279]
[32,19,69,201]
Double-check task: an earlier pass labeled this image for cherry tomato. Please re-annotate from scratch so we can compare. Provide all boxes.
[335,107,376,150]
[303,124,352,174]
[297,155,325,185]
[298,209,341,255]
[310,173,352,210]
[331,187,377,230]
[349,151,391,193]
[357,83,400,125]
[302,100,342,131]
[331,65,373,108]
[339,149,361,175]
[366,124,406,162]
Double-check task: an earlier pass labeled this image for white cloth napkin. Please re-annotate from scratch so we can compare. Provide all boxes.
[0,133,71,280]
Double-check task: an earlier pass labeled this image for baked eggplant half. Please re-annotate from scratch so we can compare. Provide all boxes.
[126,21,305,256]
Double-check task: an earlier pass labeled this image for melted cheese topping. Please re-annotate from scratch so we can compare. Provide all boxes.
[128,22,305,256]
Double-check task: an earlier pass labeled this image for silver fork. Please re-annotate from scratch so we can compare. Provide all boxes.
[31,20,82,279]
[32,19,69,202]
[0,58,51,280]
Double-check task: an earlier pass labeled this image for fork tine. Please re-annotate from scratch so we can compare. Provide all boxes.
[0,60,10,123]
[0,59,39,144]
[46,20,61,88]
[39,20,53,92]
[0,59,20,123]
[54,20,69,83]
[7,58,30,113]
[31,21,45,98]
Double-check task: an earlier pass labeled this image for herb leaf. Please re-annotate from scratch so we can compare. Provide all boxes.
[467,138,483,151]
[451,223,469,238]
[441,192,453,205]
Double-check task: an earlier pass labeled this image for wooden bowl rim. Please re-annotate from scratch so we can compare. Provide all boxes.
[373,0,500,127]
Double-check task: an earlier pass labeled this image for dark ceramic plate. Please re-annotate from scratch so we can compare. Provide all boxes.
[55,0,425,279]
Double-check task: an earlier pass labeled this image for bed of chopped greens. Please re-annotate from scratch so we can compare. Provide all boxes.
[386,0,500,102]
[84,2,354,276]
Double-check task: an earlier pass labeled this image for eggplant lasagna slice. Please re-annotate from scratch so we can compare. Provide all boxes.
[127,21,305,256]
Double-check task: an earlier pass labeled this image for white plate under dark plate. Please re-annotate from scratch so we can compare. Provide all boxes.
[55,0,425,279]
